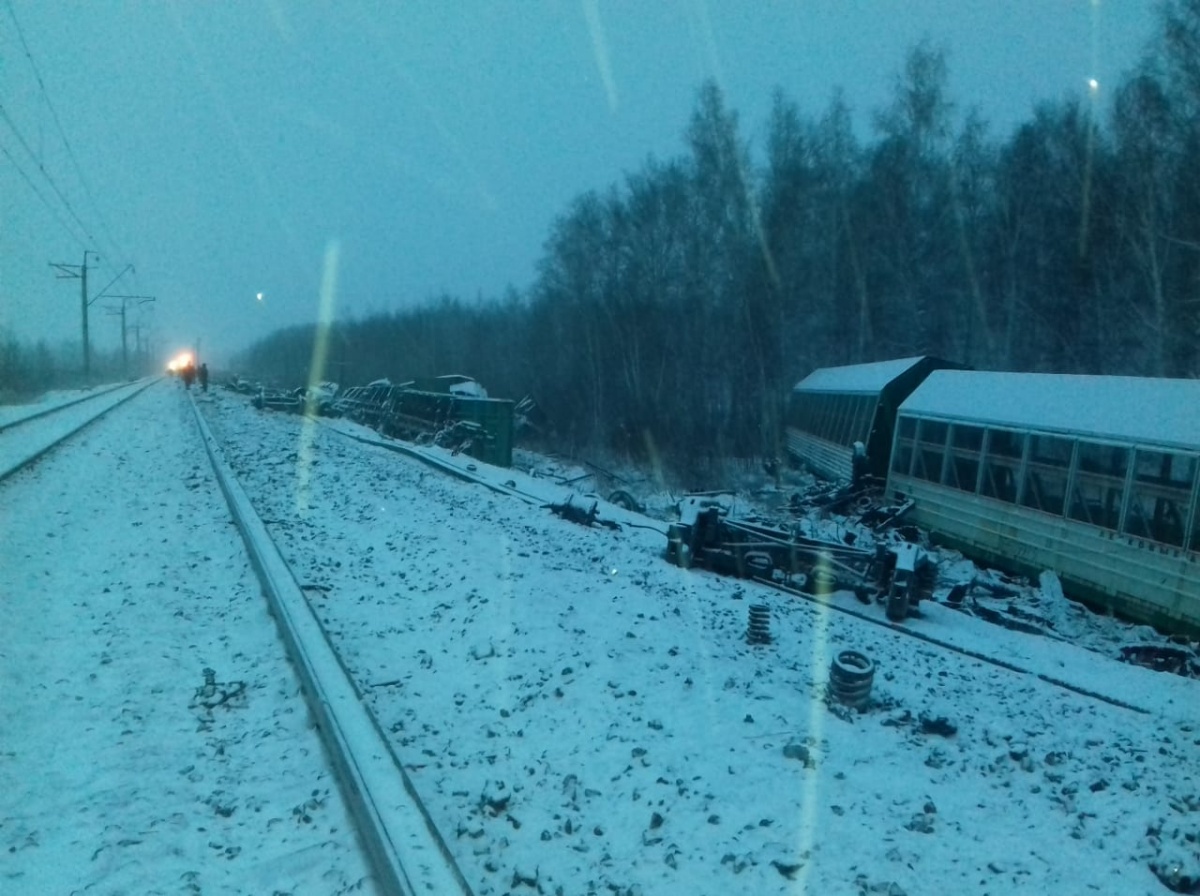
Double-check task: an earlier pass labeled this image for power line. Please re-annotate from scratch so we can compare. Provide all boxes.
[3,0,133,267]
[0,101,101,248]
[0,140,90,249]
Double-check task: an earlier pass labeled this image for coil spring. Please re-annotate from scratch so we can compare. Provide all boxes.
[746,604,772,645]
[829,650,875,709]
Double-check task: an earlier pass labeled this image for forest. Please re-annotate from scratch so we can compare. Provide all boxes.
[189,5,1200,474]
[11,5,1196,478]
[0,328,153,403]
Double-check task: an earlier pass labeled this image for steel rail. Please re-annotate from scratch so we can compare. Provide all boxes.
[759,574,1152,715]
[189,397,475,896]
[322,418,543,505]
[318,419,671,538]
[0,379,156,484]
[0,379,141,434]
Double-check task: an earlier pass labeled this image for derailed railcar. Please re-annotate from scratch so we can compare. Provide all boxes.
[886,370,1200,636]
[786,356,965,482]
[333,379,406,427]
[383,391,513,466]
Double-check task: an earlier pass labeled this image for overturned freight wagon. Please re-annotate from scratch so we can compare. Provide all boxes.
[331,375,514,467]
[886,370,1200,636]
[786,357,964,483]
[380,380,514,468]
[333,379,398,428]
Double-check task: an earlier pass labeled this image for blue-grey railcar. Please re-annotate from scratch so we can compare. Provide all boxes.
[786,356,966,483]
[886,370,1200,636]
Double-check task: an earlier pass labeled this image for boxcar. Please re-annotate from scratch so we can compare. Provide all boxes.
[786,356,965,482]
[886,370,1200,636]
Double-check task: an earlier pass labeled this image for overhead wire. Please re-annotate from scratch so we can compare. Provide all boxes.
[0,140,91,249]
[0,100,101,249]
[3,0,133,269]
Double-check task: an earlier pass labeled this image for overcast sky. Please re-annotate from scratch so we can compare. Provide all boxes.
[1,1,1158,368]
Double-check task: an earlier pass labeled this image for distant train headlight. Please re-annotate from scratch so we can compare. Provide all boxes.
[167,351,194,373]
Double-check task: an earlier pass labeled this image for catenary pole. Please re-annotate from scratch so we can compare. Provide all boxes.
[104,295,155,376]
[50,250,100,377]
[80,252,88,375]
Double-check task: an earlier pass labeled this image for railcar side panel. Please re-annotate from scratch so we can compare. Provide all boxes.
[890,474,1200,636]
[785,429,854,484]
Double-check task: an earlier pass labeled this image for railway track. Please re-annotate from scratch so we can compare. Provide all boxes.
[0,380,139,434]
[189,396,474,896]
[763,576,1153,714]
[1,381,473,894]
[0,378,157,483]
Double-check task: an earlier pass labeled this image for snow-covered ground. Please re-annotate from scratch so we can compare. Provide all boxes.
[0,381,375,895]
[193,387,1199,895]
[0,381,133,429]
[3,380,1197,895]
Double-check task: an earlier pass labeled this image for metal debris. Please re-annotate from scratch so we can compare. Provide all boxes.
[545,495,621,531]
[1119,644,1200,678]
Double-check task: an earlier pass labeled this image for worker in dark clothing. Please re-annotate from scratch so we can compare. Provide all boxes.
[182,363,195,389]
[851,441,869,488]
[199,363,209,392]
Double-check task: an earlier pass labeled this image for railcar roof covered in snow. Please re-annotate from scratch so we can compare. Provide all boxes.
[901,370,1200,450]
[793,356,928,394]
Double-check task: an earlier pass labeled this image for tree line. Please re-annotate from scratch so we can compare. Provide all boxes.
[0,326,155,402]
[239,3,1200,480]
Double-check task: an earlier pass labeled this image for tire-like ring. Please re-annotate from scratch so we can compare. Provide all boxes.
[744,551,773,575]
[832,650,875,683]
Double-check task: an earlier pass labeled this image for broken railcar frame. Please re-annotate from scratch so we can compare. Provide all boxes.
[668,508,875,594]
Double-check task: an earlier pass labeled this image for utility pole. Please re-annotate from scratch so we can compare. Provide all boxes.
[50,250,98,377]
[128,323,143,370]
[127,303,156,373]
[129,321,154,372]
[104,295,155,377]
[50,257,136,379]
